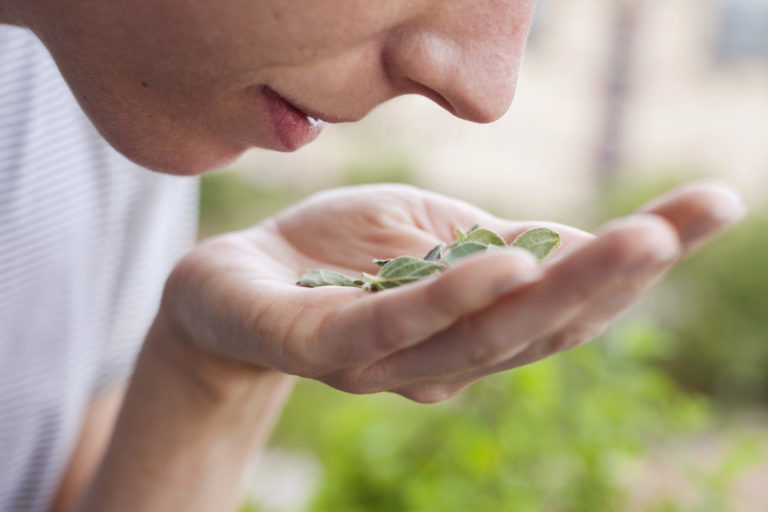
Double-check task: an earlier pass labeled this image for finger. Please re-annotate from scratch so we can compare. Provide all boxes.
[450,181,746,381]
[638,180,746,257]
[449,244,678,383]
[464,182,746,377]
[359,214,681,387]
[313,248,542,369]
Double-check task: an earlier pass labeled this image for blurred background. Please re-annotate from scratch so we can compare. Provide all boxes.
[200,0,768,510]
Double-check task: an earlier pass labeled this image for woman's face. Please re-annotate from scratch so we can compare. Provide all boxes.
[23,0,536,174]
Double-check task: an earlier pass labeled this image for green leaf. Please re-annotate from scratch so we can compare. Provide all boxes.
[297,225,562,293]
[423,243,447,262]
[369,256,445,289]
[444,242,489,265]
[453,224,480,246]
[511,228,562,261]
[463,228,507,248]
[360,272,384,291]
[298,269,364,288]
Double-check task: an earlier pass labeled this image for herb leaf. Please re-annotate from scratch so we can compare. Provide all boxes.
[511,228,562,261]
[454,228,468,245]
[298,269,363,288]
[423,243,447,262]
[463,228,507,248]
[453,224,480,246]
[298,225,562,293]
[369,256,445,289]
[444,241,489,265]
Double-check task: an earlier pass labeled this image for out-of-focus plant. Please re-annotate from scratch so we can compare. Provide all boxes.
[239,500,263,512]
[268,324,711,512]
[339,158,417,187]
[199,171,306,237]
[690,433,767,512]
[200,161,417,238]
[600,175,768,406]
[205,170,766,512]
[658,215,768,405]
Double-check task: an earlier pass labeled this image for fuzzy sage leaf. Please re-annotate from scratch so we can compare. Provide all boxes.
[297,225,561,292]
[462,228,507,248]
[511,228,562,261]
[362,256,445,291]
[453,224,479,245]
[444,241,489,265]
[423,243,446,262]
[298,269,364,288]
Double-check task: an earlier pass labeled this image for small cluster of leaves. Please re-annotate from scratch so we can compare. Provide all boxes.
[298,225,561,292]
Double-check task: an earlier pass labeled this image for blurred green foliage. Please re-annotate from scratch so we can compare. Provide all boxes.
[267,324,713,512]
[338,158,417,187]
[661,214,768,405]
[204,170,767,511]
[199,172,307,237]
[600,176,768,406]
[200,161,418,237]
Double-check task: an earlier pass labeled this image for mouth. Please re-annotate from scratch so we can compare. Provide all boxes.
[261,85,326,151]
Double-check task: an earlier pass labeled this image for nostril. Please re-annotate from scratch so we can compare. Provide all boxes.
[399,77,458,117]
[381,29,519,124]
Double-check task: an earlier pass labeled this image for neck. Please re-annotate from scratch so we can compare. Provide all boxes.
[0,0,24,27]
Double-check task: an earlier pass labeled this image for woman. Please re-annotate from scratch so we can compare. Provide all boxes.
[0,1,745,511]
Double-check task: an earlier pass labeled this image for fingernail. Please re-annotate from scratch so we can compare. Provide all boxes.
[682,185,747,253]
[709,184,748,224]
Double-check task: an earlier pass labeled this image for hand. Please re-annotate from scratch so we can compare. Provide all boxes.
[162,181,745,403]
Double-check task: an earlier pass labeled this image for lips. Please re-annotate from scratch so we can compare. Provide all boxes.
[262,86,325,151]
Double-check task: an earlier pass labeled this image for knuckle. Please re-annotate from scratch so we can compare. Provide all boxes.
[545,323,608,354]
[398,384,459,404]
[544,331,577,354]
[424,279,462,319]
[323,370,382,395]
[578,322,610,345]
[606,217,679,265]
[370,305,409,354]
[463,318,506,367]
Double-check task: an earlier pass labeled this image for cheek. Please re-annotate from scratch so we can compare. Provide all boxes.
[31,0,418,174]
[121,0,403,89]
[68,80,253,175]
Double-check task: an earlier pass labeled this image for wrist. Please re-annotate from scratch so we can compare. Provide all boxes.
[146,306,295,405]
[78,310,295,512]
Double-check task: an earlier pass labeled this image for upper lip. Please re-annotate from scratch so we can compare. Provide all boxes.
[263,85,358,124]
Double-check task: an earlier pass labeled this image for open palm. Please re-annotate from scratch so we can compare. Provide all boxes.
[164,182,743,402]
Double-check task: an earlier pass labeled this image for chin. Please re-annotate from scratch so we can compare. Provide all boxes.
[106,130,250,176]
[122,133,318,174]
[144,149,247,176]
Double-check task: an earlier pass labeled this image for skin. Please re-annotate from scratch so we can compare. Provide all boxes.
[70,181,744,512]
[162,183,744,402]
[0,0,748,510]
[7,0,535,174]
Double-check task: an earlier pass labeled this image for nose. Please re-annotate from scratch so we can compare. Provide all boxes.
[382,1,536,124]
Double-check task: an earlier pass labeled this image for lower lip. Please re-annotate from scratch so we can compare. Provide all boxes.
[262,87,324,151]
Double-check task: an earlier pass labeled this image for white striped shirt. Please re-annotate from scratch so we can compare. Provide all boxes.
[0,25,199,511]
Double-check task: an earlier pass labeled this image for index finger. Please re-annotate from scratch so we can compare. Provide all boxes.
[312,248,543,368]
[638,180,746,257]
